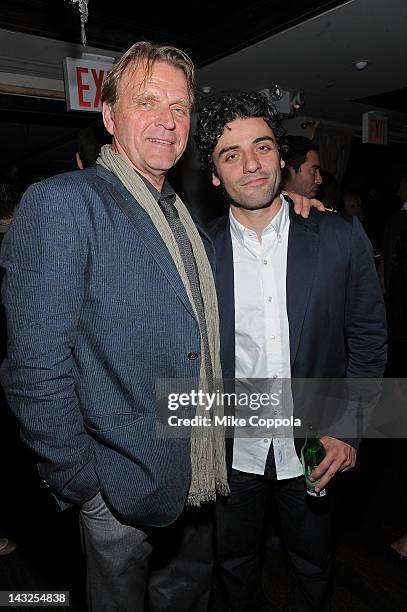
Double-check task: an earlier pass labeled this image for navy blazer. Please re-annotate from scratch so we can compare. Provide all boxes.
[208,201,387,461]
[0,165,214,527]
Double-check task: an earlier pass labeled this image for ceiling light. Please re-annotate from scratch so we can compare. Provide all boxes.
[66,0,89,45]
[201,85,212,94]
[352,60,370,71]
[291,91,304,110]
[268,84,284,101]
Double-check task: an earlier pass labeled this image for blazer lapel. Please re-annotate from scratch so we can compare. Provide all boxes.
[210,215,235,378]
[287,206,319,369]
[195,221,215,274]
[98,166,196,318]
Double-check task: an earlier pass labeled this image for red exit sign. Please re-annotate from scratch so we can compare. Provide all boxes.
[362,111,388,145]
[63,55,115,112]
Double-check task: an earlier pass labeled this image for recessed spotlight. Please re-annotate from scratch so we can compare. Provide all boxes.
[201,85,212,94]
[291,91,304,110]
[352,60,370,71]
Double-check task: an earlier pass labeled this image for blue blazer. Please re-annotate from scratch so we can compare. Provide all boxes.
[0,165,214,527]
[208,201,387,462]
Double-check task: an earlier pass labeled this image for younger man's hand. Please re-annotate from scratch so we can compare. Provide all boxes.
[310,437,357,493]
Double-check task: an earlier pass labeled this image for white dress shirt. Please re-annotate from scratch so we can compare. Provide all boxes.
[231,196,303,480]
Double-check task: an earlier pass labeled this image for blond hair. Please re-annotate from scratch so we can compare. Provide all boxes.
[102,41,195,109]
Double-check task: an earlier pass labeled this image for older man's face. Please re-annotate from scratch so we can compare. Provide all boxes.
[103,60,191,190]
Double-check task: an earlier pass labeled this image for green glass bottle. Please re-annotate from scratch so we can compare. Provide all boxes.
[301,427,327,498]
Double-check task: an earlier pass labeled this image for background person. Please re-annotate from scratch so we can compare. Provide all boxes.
[0,181,22,557]
[282,135,322,199]
[382,172,407,374]
[75,120,111,169]
[342,191,363,220]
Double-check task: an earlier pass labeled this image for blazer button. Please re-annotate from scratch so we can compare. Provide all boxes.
[188,352,199,360]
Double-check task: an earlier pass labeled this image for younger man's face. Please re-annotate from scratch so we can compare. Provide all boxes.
[211,117,285,211]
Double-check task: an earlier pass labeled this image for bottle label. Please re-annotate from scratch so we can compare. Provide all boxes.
[301,434,327,499]
[306,486,326,497]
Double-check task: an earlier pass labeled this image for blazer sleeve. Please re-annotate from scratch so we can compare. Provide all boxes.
[0,181,99,507]
[345,217,387,378]
[340,218,387,447]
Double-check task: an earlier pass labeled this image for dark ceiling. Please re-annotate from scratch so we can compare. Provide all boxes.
[0,0,348,66]
[2,0,406,184]
[354,88,407,115]
[0,0,351,178]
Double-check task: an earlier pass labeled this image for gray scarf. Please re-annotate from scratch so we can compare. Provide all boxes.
[97,145,229,505]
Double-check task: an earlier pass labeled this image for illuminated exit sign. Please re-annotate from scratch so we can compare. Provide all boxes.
[362,111,388,145]
[63,55,115,112]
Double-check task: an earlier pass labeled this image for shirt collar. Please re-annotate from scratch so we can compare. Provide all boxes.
[135,170,175,204]
[229,195,289,245]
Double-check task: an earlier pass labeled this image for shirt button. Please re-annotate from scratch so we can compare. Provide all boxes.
[263,259,268,266]
[187,352,199,360]
[271,335,276,341]
[263,439,269,444]
[267,296,272,302]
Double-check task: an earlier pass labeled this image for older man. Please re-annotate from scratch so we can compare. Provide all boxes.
[0,41,228,612]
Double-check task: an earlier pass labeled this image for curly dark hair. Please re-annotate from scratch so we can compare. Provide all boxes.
[194,91,287,175]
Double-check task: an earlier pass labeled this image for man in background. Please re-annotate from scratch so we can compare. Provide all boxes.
[382,172,407,375]
[282,135,323,199]
[75,121,110,169]
[0,182,20,248]
[0,181,21,557]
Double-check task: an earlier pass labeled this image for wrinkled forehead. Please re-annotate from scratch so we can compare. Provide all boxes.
[118,59,189,100]
[117,59,155,94]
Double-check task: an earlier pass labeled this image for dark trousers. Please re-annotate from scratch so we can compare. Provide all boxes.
[79,492,213,612]
[148,505,214,611]
[215,468,332,612]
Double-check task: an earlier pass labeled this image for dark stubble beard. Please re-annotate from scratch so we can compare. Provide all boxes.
[219,178,283,211]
